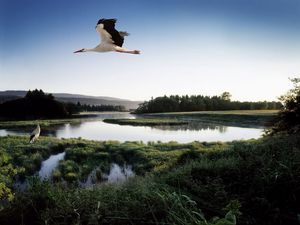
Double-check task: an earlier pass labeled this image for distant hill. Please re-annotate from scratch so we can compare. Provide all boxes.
[0,91,28,97]
[0,91,142,109]
[0,95,20,104]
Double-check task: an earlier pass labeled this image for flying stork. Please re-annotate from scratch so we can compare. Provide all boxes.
[29,124,40,143]
[74,18,140,54]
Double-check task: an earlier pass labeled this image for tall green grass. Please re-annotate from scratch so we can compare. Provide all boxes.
[1,177,238,225]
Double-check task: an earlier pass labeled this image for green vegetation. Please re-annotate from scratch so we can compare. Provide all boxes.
[103,118,188,126]
[135,93,282,113]
[0,133,299,224]
[0,149,23,204]
[1,177,239,225]
[145,110,277,127]
[0,119,79,129]
[0,136,65,179]
[0,117,98,129]
[58,139,227,182]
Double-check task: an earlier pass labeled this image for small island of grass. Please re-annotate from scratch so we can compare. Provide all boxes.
[103,118,188,126]
[144,110,278,127]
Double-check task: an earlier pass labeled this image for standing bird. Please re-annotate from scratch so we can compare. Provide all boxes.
[74,18,140,54]
[29,124,40,143]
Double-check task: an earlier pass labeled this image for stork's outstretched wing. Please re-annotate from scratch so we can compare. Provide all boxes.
[96,18,124,47]
[96,24,114,44]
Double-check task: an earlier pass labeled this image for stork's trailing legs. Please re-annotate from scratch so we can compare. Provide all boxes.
[115,49,140,54]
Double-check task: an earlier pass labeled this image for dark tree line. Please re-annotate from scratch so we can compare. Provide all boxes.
[75,102,126,112]
[135,92,282,113]
[0,89,69,119]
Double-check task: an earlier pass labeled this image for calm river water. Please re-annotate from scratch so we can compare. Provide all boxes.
[0,112,263,143]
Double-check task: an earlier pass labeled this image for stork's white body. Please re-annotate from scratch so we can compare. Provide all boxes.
[94,44,115,52]
[30,124,40,143]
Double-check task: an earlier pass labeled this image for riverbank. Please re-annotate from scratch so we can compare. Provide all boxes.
[142,110,278,127]
[0,112,130,129]
[0,133,299,225]
[0,115,97,129]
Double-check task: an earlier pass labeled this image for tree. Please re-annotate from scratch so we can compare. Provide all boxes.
[220,92,232,101]
[267,78,300,134]
[25,89,54,100]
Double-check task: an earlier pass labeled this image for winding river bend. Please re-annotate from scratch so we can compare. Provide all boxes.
[0,112,263,143]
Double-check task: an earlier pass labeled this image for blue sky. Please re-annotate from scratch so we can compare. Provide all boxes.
[1,0,299,101]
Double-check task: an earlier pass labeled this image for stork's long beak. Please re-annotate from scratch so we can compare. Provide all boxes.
[74,49,83,53]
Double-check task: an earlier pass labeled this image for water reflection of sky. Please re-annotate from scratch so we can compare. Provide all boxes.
[53,120,262,143]
[0,113,263,143]
[0,129,28,136]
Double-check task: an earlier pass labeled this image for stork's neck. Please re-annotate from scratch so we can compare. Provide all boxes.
[83,48,96,52]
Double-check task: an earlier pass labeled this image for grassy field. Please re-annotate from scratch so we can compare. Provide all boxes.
[0,133,299,225]
[143,110,278,128]
[146,110,279,115]
[103,118,188,126]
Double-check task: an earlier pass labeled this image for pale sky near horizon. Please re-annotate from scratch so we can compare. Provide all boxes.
[1,0,299,101]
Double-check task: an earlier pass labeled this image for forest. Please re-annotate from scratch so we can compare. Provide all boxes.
[135,92,282,113]
[0,89,70,119]
[76,102,126,112]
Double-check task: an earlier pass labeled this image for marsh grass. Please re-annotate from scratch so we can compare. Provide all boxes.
[0,113,100,129]
[1,177,237,225]
[0,136,65,179]
[144,110,278,127]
